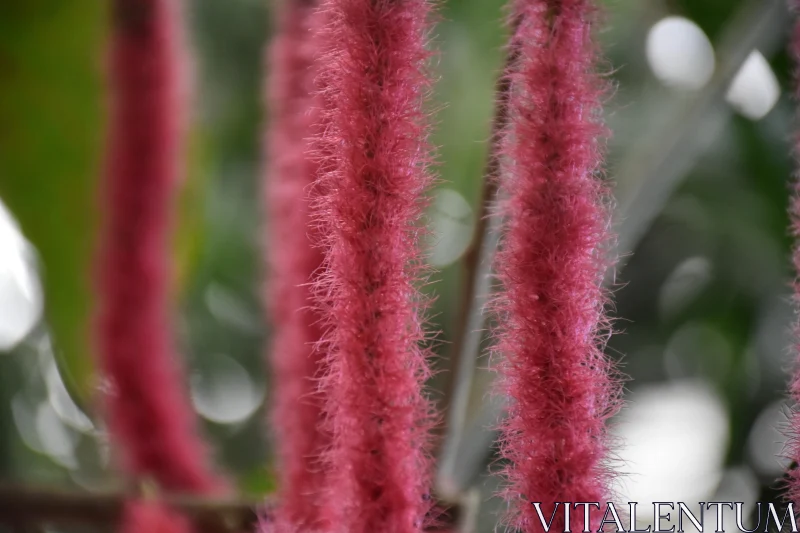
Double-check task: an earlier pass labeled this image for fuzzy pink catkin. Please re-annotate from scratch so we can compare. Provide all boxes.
[121,500,192,533]
[94,0,221,493]
[262,0,328,531]
[311,0,437,531]
[786,1,800,506]
[492,1,620,531]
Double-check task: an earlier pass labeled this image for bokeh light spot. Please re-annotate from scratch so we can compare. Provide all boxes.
[646,17,715,90]
[726,51,779,120]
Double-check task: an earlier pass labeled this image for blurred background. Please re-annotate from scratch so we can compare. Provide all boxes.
[0,0,797,530]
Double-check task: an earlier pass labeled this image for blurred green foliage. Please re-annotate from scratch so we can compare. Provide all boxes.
[0,1,105,405]
[0,2,218,407]
[0,0,799,529]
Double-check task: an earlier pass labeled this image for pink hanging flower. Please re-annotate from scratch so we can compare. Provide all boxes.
[310,0,438,531]
[785,0,800,506]
[121,500,192,533]
[262,0,329,531]
[492,0,621,530]
[94,0,222,493]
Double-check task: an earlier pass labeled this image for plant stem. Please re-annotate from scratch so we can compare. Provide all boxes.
[0,484,259,533]
[437,0,791,499]
[436,15,522,500]
[0,483,458,532]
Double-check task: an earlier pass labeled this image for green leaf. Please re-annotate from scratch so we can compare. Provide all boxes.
[175,129,210,293]
[238,463,278,497]
[0,1,106,404]
[0,1,207,406]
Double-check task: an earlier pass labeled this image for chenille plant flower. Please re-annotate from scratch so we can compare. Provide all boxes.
[785,0,800,508]
[121,500,191,533]
[94,0,222,494]
[12,0,800,532]
[491,0,622,530]
[263,0,329,530]
[309,0,438,531]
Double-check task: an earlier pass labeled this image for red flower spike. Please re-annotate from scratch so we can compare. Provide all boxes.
[491,1,621,531]
[94,0,222,493]
[121,500,192,533]
[310,0,438,531]
[785,0,800,507]
[262,0,329,531]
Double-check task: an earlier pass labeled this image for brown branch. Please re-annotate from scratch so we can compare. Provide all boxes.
[435,14,522,499]
[437,0,792,499]
[0,484,261,533]
[0,483,458,532]
[439,31,515,416]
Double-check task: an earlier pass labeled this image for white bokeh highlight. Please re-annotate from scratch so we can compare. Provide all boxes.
[646,17,715,90]
[0,199,42,350]
[41,342,93,433]
[658,256,712,320]
[191,353,264,425]
[726,51,780,120]
[428,188,474,268]
[611,380,729,515]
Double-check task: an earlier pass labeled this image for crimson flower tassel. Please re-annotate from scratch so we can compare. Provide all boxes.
[262,0,328,531]
[491,1,620,531]
[311,0,437,531]
[121,501,192,533]
[785,1,800,506]
[94,0,221,493]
